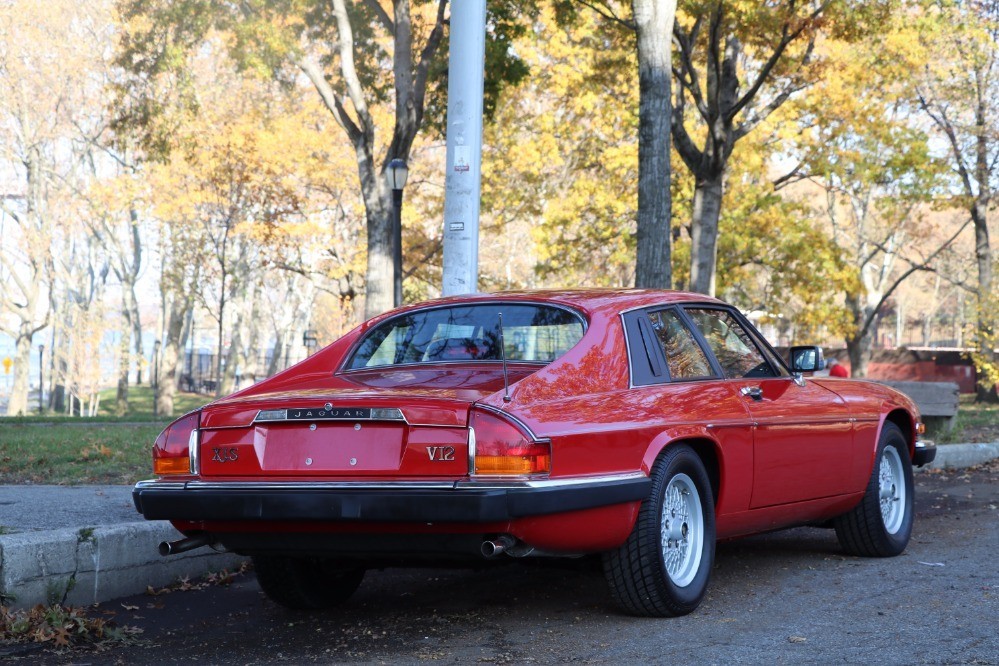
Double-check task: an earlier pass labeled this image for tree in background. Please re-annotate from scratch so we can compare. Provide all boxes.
[114,0,529,318]
[671,0,891,296]
[0,0,111,415]
[83,175,146,415]
[914,0,999,401]
[553,0,676,289]
[783,12,976,376]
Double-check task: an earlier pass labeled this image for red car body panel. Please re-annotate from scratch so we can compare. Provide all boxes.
[134,289,929,558]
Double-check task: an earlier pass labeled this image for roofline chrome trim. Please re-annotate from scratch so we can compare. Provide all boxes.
[617,300,723,317]
[133,471,648,493]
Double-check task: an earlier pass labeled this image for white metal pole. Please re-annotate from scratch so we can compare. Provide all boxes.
[441,0,486,296]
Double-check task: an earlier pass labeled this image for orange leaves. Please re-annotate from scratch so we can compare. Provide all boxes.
[79,444,114,460]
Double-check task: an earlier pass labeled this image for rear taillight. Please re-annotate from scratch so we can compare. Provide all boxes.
[470,408,550,476]
[153,411,200,476]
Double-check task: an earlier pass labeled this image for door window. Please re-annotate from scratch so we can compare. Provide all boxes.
[647,310,714,380]
[684,308,778,379]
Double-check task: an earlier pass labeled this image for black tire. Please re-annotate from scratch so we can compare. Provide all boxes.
[603,444,716,617]
[252,555,364,610]
[834,422,914,557]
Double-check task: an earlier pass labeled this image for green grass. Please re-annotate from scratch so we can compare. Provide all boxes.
[0,386,208,424]
[0,422,162,484]
[0,387,209,484]
[938,394,999,444]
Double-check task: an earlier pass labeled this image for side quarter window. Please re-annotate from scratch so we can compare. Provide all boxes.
[622,310,670,385]
[684,308,778,379]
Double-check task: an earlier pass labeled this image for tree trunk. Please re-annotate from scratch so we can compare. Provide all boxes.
[267,333,285,378]
[155,294,190,418]
[116,318,131,417]
[632,0,676,289]
[132,295,144,385]
[361,164,394,319]
[689,172,725,296]
[220,294,248,396]
[846,332,874,379]
[971,201,997,402]
[5,327,34,416]
[241,281,264,387]
[844,289,881,379]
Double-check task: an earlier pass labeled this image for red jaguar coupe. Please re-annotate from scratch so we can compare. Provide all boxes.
[133,290,935,617]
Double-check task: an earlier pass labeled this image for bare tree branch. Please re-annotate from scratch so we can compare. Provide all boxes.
[363,0,394,33]
[727,1,828,123]
[857,216,973,337]
[575,0,636,31]
[295,55,363,146]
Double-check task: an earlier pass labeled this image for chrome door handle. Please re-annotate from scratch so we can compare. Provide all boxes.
[740,386,763,401]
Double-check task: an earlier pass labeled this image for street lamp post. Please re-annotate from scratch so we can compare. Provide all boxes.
[302,329,318,357]
[38,344,44,415]
[386,158,409,308]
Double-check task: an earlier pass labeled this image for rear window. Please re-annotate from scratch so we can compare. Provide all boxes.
[346,303,585,369]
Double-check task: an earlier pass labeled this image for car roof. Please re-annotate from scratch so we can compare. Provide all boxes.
[388,289,726,320]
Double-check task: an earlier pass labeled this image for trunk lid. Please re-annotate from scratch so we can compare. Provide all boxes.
[197,391,477,478]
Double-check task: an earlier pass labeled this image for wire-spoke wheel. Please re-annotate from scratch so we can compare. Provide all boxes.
[834,422,914,557]
[660,473,704,588]
[604,444,715,617]
[878,444,907,535]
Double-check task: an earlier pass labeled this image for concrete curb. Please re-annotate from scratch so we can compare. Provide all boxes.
[921,441,999,471]
[0,521,244,609]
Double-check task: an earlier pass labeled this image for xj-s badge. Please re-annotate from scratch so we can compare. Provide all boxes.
[426,446,456,462]
[212,447,239,463]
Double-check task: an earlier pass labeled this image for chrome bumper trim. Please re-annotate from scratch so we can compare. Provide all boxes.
[133,471,648,493]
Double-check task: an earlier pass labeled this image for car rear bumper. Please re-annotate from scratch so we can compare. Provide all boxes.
[132,473,652,523]
[913,439,936,467]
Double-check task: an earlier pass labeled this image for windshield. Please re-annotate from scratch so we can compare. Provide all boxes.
[346,303,586,369]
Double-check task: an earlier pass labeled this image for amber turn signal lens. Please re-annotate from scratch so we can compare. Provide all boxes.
[154,456,191,475]
[916,422,926,435]
[475,452,551,475]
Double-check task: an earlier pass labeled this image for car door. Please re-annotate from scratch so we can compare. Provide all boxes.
[680,307,854,508]
[623,307,756,517]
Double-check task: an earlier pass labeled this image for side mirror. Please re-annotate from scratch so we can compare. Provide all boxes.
[790,345,825,373]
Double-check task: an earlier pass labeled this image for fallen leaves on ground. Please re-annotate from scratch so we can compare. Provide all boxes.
[145,561,251,597]
[0,603,143,651]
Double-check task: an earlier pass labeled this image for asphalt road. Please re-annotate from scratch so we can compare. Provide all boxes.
[17,463,999,665]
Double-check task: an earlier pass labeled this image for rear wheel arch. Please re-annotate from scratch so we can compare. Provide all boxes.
[643,436,721,506]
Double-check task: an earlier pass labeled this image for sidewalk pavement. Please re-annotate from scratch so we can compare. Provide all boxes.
[0,442,996,609]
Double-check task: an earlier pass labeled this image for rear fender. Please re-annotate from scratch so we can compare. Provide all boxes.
[640,426,724,507]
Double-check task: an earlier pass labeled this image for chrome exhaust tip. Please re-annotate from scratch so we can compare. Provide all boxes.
[481,535,516,558]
